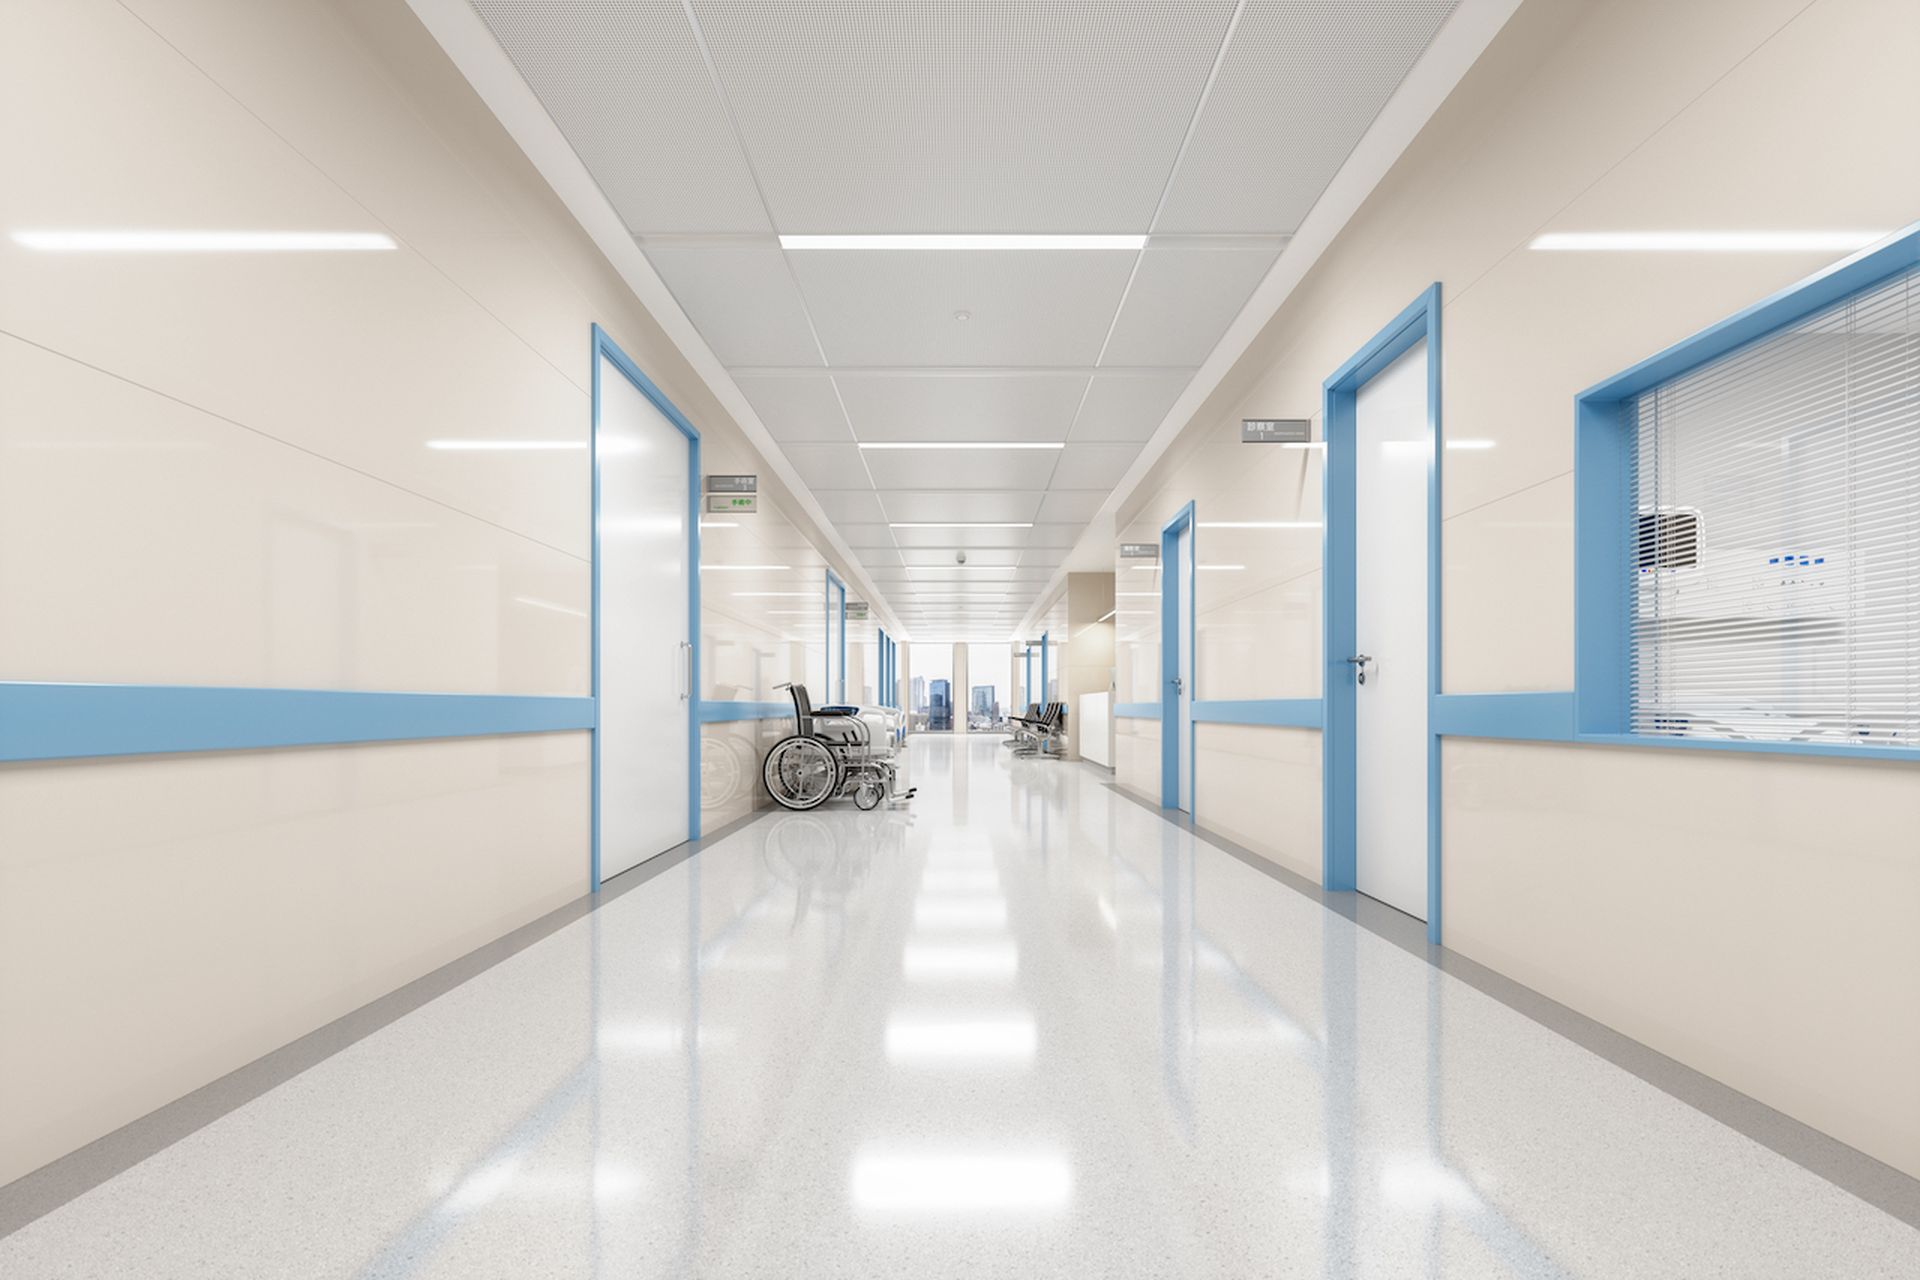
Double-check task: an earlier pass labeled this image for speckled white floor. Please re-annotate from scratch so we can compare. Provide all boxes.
[5,734,1919,1278]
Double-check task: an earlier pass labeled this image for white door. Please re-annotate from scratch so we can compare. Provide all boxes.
[599,357,691,881]
[1354,340,1430,919]
[1174,521,1195,813]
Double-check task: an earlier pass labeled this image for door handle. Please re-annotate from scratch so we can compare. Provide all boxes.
[1346,654,1372,686]
[679,641,693,701]
[1171,675,1184,694]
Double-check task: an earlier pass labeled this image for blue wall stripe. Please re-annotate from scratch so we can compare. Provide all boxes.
[1114,702,1159,719]
[1192,699,1324,728]
[1431,692,1575,742]
[0,683,594,764]
[697,701,794,723]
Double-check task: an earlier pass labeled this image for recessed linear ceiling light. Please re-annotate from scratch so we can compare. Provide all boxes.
[1198,521,1323,529]
[890,522,1035,529]
[732,591,818,598]
[780,234,1144,252]
[1130,563,1244,571]
[10,229,398,252]
[859,442,1064,451]
[1529,230,1886,253]
[700,564,791,572]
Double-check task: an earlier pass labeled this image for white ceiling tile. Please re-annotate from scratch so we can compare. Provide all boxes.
[1035,491,1108,523]
[879,491,1046,523]
[1049,443,1143,490]
[471,1,770,234]
[779,443,870,491]
[1100,246,1279,367]
[861,449,1054,491]
[837,372,1089,442]
[732,373,852,442]
[642,244,823,366]
[1020,547,1067,569]
[856,544,904,567]
[898,548,1024,567]
[787,250,1134,366]
[808,489,888,523]
[1025,524,1085,549]
[1155,0,1460,233]
[687,0,1237,232]
[889,526,1033,550]
[1072,371,1194,442]
[836,522,898,549]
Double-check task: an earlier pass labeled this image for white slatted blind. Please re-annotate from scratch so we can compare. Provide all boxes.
[1630,262,1920,747]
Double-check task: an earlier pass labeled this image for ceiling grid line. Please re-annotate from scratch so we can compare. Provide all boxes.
[674,0,902,620]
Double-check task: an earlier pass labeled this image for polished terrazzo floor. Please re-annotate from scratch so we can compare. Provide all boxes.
[4,733,1919,1277]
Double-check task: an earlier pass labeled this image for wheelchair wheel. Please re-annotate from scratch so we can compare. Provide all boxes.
[763,735,841,811]
[853,778,883,810]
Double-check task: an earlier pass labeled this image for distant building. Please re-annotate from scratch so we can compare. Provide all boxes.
[930,679,951,731]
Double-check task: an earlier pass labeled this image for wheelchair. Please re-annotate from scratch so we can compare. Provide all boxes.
[762,683,914,812]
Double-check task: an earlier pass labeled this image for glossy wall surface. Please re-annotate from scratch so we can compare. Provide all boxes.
[0,0,890,1184]
[1110,0,1920,1174]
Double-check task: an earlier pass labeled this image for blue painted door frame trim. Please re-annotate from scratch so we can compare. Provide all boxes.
[824,569,847,702]
[1159,501,1197,810]
[591,323,702,891]
[1322,284,1443,944]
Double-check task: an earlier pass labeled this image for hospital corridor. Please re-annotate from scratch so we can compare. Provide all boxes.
[3,0,1919,1275]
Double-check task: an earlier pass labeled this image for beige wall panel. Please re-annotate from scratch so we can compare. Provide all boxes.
[1443,738,1920,1177]
[1195,724,1322,884]
[0,734,590,1184]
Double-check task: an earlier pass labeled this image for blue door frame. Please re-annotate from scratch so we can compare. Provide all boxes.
[1321,285,1443,943]
[824,570,847,702]
[1159,501,1196,809]
[591,323,702,891]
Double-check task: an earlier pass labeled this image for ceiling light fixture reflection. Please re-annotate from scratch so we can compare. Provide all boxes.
[512,595,587,618]
[850,1149,1072,1213]
[885,1018,1036,1062]
[700,564,793,571]
[733,591,818,598]
[890,522,1035,529]
[913,901,1009,928]
[859,441,1064,451]
[1096,608,1116,623]
[781,233,1144,251]
[1197,521,1322,529]
[902,944,1017,978]
[1529,229,1886,253]
[11,229,398,253]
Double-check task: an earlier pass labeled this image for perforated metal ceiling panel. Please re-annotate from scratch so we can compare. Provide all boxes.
[686,0,1238,232]
[469,1,770,233]
[1155,0,1460,233]
[643,244,824,366]
[836,373,1091,442]
[879,491,1048,523]
[732,373,854,442]
[1100,244,1281,366]
[466,0,1466,635]
[787,249,1137,366]
[1072,370,1194,441]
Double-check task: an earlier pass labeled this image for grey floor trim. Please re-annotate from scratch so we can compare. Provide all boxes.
[1102,777,1920,1231]
[0,808,775,1240]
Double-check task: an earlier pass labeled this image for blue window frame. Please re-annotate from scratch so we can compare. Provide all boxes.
[1573,222,1920,763]
[1159,501,1196,809]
